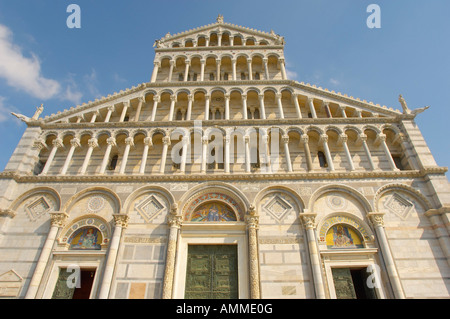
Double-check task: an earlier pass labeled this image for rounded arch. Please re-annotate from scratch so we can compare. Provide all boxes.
[62,187,121,214]
[309,184,373,214]
[122,185,175,214]
[254,185,305,213]
[179,182,250,222]
[9,186,61,212]
[245,87,261,95]
[374,183,433,212]
[58,214,112,249]
[317,212,374,244]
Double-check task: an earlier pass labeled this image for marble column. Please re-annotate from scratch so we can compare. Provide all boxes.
[41,138,64,175]
[119,137,134,174]
[307,97,317,118]
[134,97,145,122]
[242,94,248,120]
[263,58,269,80]
[168,95,177,121]
[224,94,230,120]
[119,102,129,122]
[301,134,313,171]
[224,136,230,173]
[246,205,260,299]
[200,59,206,82]
[150,61,160,83]
[201,137,208,173]
[186,95,194,121]
[279,58,287,80]
[320,134,334,171]
[276,93,284,119]
[258,94,266,120]
[216,59,221,81]
[231,58,237,80]
[359,133,375,170]
[244,135,251,173]
[282,134,293,172]
[159,136,171,174]
[60,138,80,175]
[104,106,115,123]
[183,60,190,82]
[293,94,302,118]
[377,134,398,170]
[151,96,160,122]
[301,214,326,299]
[368,213,405,299]
[204,95,210,120]
[247,58,253,80]
[99,137,116,174]
[162,204,182,299]
[90,111,99,123]
[139,137,152,174]
[339,134,355,171]
[168,60,175,82]
[80,138,98,175]
[25,212,68,299]
[98,214,129,299]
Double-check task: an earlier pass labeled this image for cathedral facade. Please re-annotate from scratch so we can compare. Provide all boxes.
[0,16,449,299]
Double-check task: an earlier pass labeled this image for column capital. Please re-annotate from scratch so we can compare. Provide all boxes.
[169,60,175,66]
[282,134,289,144]
[301,134,309,143]
[52,138,64,149]
[153,95,161,103]
[170,95,177,102]
[319,134,328,144]
[275,93,282,99]
[202,136,209,145]
[162,136,171,145]
[338,134,348,144]
[70,138,81,148]
[113,214,129,228]
[88,138,99,149]
[300,213,317,229]
[33,139,48,151]
[244,135,250,143]
[107,105,115,112]
[153,61,161,67]
[50,212,69,228]
[245,205,259,229]
[106,137,117,146]
[188,94,194,102]
[368,212,385,227]
[143,137,153,147]
[124,137,134,146]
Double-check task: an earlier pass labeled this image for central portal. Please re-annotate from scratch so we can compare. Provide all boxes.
[185,245,238,299]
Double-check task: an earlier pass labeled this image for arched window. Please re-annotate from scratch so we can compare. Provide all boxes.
[318,151,328,168]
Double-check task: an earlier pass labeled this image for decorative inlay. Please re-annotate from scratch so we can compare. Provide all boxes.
[326,194,347,210]
[135,195,165,222]
[86,195,106,213]
[26,197,51,221]
[263,195,292,221]
[384,193,413,219]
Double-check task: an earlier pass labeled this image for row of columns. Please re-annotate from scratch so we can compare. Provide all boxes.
[28,205,448,298]
[151,57,287,83]
[36,129,401,176]
[72,94,367,125]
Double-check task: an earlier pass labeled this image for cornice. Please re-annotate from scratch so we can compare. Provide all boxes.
[155,45,284,53]
[0,168,447,184]
[37,116,401,131]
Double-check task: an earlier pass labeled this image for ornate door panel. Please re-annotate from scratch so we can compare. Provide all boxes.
[332,268,357,299]
[185,245,238,299]
[52,268,75,299]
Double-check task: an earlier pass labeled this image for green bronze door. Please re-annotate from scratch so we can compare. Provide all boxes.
[185,245,238,299]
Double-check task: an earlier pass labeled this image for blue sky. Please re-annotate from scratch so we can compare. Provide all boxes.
[0,0,449,173]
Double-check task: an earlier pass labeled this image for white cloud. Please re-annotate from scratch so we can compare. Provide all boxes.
[329,78,340,85]
[0,24,61,100]
[286,68,298,80]
[0,96,20,123]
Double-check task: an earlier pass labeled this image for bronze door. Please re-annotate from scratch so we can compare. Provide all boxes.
[185,245,238,299]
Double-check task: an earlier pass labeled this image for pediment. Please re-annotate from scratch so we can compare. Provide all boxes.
[154,15,285,48]
[0,269,23,282]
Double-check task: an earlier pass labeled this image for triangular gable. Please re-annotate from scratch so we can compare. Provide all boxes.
[154,15,285,48]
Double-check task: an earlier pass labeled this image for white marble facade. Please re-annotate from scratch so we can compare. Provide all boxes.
[0,15,449,299]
